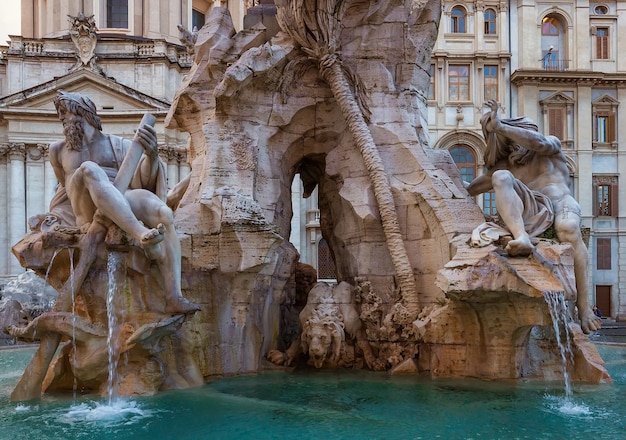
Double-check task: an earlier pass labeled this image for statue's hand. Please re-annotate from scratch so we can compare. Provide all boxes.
[133,124,158,158]
[483,99,502,133]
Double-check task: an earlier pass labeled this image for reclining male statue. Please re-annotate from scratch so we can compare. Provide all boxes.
[467,100,600,334]
[46,90,199,314]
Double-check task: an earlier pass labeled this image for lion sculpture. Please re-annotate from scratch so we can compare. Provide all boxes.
[268,281,382,370]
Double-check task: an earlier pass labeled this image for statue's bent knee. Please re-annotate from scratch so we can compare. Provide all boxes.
[491,170,514,188]
[79,161,107,181]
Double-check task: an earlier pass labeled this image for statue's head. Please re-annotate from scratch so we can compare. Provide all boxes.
[53,90,102,131]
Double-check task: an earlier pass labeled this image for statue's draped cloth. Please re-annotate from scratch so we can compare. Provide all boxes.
[471,178,554,247]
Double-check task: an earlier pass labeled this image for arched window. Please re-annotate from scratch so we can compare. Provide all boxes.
[484,8,496,35]
[451,6,466,33]
[450,146,476,183]
[107,0,128,28]
[450,145,496,216]
[541,15,567,70]
[317,238,336,280]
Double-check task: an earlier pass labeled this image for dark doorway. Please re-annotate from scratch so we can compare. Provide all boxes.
[595,285,611,317]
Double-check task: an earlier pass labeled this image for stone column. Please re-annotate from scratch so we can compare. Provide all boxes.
[179,151,191,182]
[8,143,26,275]
[0,145,8,277]
[167,150,179,188]
[159,146,176,189]
[40,144,57,210]
[26,145,46,222]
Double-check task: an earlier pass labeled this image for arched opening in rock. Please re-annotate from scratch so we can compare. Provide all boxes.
[289,153,337,283]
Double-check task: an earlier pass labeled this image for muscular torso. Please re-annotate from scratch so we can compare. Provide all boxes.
[507,152,570,200]
[51,135,121,185]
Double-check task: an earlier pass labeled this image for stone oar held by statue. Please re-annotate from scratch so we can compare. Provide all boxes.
[10,114,156,402]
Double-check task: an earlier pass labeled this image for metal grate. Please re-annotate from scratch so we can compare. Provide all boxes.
[317,238,336,280]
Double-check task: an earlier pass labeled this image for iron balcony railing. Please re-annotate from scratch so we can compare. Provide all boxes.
[541,59,570,71]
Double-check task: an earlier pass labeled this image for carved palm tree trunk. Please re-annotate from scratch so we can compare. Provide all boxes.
[276,0,419,316]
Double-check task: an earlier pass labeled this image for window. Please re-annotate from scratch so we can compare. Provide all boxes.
[451,6,466,33]
[483,191,497,216]
[484,65,498,101]
[107,0,128,28]
[594,111,616,143]
[542,17,559,35]
[192,9,206,30]
[540,93,574,148]
[594,27,609,59]
[448,64,470,101]
[317,238,336,279]
[547,107,565,140]
[592,96,618,147]
[541,15,566,70]
[596,237,611,270]
[594,5,608,15]
[428,65,435,100]
[450,146,476,183]
[593,176,618,217]
[484,9,496,35]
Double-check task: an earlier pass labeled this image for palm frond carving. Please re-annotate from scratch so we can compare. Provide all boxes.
[276,0,419,316]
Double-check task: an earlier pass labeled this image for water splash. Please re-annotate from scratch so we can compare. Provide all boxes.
[543,290,574,398]
[61,399,153,428]
[106,252,125,405]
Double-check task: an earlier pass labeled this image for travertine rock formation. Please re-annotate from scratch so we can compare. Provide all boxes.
[169,0,485,378]
[167,1,608,383]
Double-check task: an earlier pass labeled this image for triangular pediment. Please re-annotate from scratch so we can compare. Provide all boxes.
[592,94,619,106]
[539,91,575,105]
[0,68,170,115]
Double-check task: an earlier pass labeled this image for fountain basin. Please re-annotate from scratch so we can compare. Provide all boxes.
[1,344,625,439]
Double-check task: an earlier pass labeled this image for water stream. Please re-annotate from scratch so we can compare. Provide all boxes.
[106,252,125,405]
[543,290,574,398]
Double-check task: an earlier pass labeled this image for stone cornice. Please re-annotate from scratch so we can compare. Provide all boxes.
[511,69,626,86]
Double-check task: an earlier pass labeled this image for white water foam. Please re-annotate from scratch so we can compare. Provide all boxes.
[544,395,592,417]
[61,399,152,427]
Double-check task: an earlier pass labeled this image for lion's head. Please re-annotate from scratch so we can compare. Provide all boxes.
[301,303,345,368]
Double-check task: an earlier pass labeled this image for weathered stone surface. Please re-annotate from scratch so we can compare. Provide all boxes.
[423,238,610,382]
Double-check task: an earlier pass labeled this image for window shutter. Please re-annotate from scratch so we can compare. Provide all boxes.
[610,183,619,216]
[608,112,616,143]
[548,108,564,140]
[593,183,598,216]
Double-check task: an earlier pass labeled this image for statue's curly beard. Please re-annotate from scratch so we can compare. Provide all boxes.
[63,120,84,151]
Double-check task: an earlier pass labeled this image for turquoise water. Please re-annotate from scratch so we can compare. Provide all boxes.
[1,345,625,440]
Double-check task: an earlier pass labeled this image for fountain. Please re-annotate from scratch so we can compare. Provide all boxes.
[0,0,614,430]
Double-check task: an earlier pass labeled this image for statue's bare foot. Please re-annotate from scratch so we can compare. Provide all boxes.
[165,296,201,315]
[580,308,602,334]
[141,223,166,246]
[505,236,534,257]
